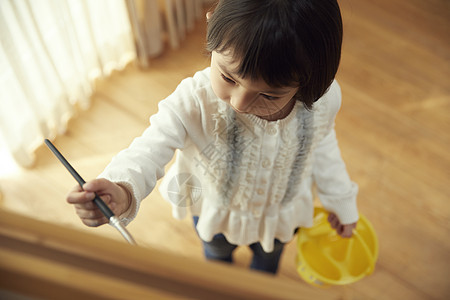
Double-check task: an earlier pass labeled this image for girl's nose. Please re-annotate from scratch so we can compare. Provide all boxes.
[230,92,255,113]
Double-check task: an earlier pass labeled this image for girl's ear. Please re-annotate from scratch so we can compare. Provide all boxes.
[206,11,213,20]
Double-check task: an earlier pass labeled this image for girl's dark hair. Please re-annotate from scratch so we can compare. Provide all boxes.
[206,0,343,109]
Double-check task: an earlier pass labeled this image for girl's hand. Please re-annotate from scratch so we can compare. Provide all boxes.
[327,213,357,238]
[66,178,131,227]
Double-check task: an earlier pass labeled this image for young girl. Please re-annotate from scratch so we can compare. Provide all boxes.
[67,0,358,274]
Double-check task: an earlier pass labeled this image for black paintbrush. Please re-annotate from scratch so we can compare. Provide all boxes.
[45,139,136,245]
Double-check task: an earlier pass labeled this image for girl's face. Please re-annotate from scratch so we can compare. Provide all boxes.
[210,51,299,121]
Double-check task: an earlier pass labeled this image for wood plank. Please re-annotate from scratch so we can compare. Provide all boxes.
[0,209,341,300]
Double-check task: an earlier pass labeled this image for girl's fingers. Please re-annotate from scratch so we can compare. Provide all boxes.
[327,213,339,229]
[342,223,357,238]
[69,184,83,193]
[67,190,95,204]
[75,207,105,219]
[74,201,97,210]
[83,178,115,194]
[327,213,357,238]
[68,189,111,207]
[81,216,109,227]
[73,195,112,209]
[340,226,353,238]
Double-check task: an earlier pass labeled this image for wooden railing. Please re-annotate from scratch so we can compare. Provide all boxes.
[0,209,339,299]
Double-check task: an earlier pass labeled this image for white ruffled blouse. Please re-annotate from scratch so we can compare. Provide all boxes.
[99,67,359,252]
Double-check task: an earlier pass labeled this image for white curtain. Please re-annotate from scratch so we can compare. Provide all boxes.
[0,0,208,174]
[127,0,205,67]
[0,0,136,169]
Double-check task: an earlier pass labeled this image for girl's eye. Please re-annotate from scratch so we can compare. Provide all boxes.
[221,74,235,84]
[261,94,279,101]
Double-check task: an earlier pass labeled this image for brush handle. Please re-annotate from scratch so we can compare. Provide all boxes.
[44,139,114,219]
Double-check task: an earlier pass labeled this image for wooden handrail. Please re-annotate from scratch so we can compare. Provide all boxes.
[0,209,339,299]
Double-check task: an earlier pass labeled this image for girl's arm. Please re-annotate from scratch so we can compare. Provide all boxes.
[312,128,359,225]
[95,74,206,225]
[312,81,359,235]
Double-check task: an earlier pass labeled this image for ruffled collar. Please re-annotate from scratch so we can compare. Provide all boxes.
[237,100,302,130]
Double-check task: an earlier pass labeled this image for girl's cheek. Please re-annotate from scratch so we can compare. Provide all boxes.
[211,76,229,101]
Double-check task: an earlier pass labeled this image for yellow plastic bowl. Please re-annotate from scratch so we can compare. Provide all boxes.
[296,207,378,287]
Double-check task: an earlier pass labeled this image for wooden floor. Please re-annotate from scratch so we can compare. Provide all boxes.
[1,0,449,299]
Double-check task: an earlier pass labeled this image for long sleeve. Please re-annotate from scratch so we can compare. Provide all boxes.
[98,74,205,223]
[312,82,359,224]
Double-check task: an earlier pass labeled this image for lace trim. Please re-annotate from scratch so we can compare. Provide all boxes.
[280,106,314,204]
[205,100,325,209]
